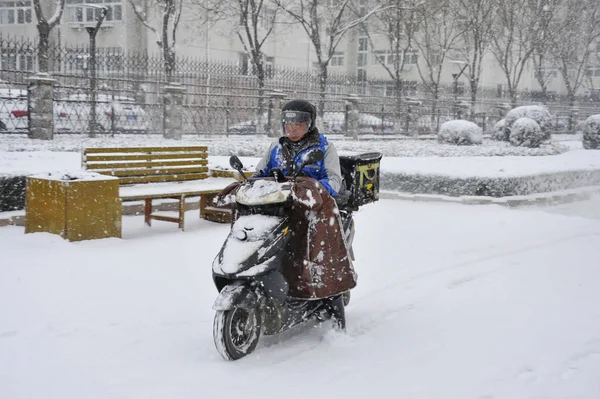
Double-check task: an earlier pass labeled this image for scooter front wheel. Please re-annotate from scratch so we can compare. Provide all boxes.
[213,307,261,361]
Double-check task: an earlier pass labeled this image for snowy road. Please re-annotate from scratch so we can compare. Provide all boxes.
[1,198,600,399]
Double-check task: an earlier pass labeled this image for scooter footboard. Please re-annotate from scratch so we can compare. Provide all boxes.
[212,283,260,311]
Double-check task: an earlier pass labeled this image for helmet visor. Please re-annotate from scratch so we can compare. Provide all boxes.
[281,110,311,125]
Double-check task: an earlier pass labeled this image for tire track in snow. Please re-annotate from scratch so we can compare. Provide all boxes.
[348,231,600,339]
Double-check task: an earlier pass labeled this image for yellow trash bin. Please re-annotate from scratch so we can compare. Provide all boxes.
[25,172,122,241]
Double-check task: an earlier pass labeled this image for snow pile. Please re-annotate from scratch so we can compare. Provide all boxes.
[437,120,483,146]
[32,171,117,181]
[491,118,507,141]
[509,117,545,148]
[582,114,600,150]
[502,105,553,143]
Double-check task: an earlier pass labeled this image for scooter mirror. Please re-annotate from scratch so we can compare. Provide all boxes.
[229,155,249,183]
[229,155,244,170]
[301,149,324,166]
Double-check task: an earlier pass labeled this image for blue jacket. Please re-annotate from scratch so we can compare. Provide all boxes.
[254,130,343,196]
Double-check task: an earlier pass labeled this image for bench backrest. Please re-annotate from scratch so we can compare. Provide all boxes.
[83,146,209,185]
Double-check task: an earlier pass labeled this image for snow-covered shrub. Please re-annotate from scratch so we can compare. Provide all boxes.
[509,117,544,148]
[491,119,507,141]
[437,120,483,146]
[0,175,26,212]
[504,105,553,141]
[582,114,600,149]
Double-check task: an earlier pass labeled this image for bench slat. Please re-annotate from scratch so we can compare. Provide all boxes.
[84,146,208,154]
[121,189,222,201]
[85,159,208,170]
[118,173,208,185]
[98,166,209,177]
[86,153,208,162]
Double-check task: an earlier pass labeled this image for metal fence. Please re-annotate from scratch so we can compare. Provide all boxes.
[1,35,598,136]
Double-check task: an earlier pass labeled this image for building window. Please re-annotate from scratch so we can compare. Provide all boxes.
[259,7,274,30]
[586,66,600,77]
[535,67,558,80]
[0,0,32,25]
[331,52,344,67]
[358,37,368,52]
[66,0,123,23]
[404,50,418,65]
[1,47,33,70]
[357,52,368,68]
[265,56,274,78]
[373,50,403,66]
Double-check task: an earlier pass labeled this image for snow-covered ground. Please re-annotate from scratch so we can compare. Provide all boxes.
[2,134,600,398]
[1,197,600,399]
[1,134,599,179]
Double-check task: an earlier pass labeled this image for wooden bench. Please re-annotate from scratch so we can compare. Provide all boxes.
[82,146,235,230]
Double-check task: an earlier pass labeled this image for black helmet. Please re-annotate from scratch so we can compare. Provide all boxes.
[281,99,316,131]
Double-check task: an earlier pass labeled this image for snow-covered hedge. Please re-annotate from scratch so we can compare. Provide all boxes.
[509,117,545,148]
[582,114,600,150]
[503,105,553,143]
[380,169,600,198]
[0,175,26,212]
[437,120,483,146]
[491,119,507,141]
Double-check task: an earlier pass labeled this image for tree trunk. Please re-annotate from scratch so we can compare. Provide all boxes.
[256,65,266,135]
[37,23,50,72]
[510,86,518,108]
[470,78,478,121]
[318,62,328,118]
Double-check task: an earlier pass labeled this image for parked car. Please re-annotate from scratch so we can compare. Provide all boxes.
[226,111,394,135]
[322,112,394,134]
[0,83,28,132]
[226,118,267,135]
[54,94,149,133]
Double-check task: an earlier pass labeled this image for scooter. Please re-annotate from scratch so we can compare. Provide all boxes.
[211,149,354,361]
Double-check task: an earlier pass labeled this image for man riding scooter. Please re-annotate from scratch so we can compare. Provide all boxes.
[254,99,343,197]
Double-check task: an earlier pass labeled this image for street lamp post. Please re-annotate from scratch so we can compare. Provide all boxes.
[450,60,468,119]
[84,5,108,138]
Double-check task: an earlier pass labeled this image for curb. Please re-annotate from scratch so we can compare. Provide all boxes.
[380,186,600,207]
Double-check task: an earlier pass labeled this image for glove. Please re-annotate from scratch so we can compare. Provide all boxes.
[268,167,287,183]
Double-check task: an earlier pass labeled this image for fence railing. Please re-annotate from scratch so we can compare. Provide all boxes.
[1,35,597,137]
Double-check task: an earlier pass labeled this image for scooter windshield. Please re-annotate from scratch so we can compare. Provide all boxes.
[236,180,291,205]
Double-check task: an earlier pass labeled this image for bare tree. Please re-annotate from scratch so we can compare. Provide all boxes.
[413,0,463,122]
[490,0,539,107]
[453,0,497,119]
[275,0,386,116]
[360,0,424,114]
[33,0,66,72]
[548,0,600,107]
[202,0,278,131]
[128,0,184,80]
[529,0,563,102]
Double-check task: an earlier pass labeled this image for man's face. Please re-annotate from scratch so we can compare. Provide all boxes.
[285,121,308,142]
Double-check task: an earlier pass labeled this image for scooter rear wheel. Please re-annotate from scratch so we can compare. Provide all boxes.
[213,307,261,361]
